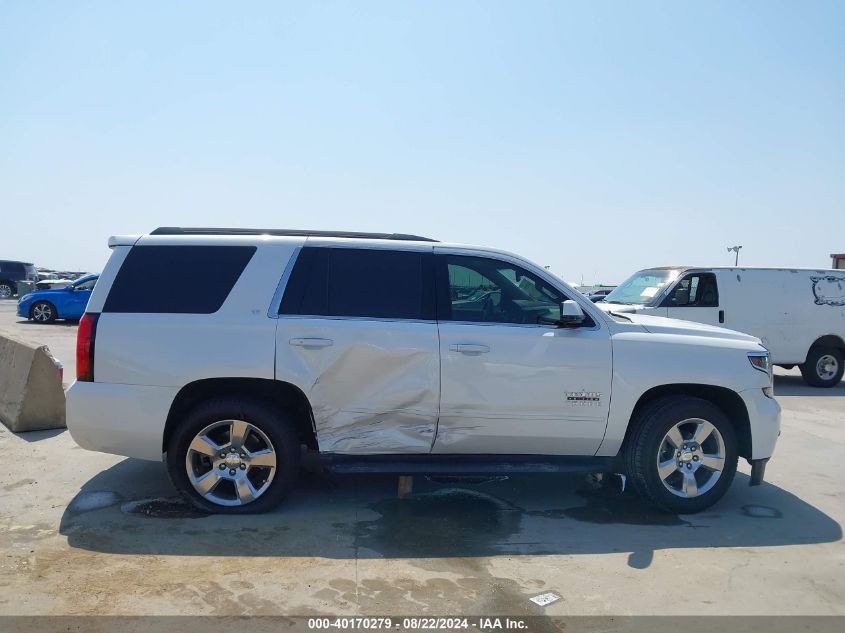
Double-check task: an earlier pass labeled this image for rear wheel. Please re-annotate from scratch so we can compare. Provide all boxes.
[166,397,301,514]
[800,346,844,387]
[625,396,738,514]
[0,282,13,299]
[31,301,57,323]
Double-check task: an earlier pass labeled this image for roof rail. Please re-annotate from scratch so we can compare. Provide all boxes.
[150,227,438,242]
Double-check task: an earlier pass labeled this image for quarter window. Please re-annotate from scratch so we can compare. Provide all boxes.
[103,245,256,314]
[438,255,566,325]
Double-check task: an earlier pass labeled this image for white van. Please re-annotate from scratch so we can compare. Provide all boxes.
[599,267,845,387]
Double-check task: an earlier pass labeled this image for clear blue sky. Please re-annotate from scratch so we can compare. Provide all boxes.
[1,1,843,284]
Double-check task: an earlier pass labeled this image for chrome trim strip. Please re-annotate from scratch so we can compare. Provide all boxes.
[278,314,597,330]
[267,246,302,319]
[278,314,437,325]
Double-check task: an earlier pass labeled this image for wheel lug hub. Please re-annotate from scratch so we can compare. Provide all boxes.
[240,463,246,470]
[218,463,225,470]
[229,469,236,476]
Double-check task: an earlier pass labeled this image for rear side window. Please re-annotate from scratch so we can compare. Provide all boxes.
[279,247,433,320]
[103,245,256,314]
[0,261,24,273]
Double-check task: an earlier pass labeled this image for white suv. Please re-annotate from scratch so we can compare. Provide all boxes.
[66,228,781,514]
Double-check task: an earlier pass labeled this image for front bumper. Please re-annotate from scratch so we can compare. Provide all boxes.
[749,458,769,486]
[739,387,781,461]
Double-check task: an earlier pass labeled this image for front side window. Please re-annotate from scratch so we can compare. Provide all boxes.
[665,272,719,307]
[438,255,565,325]
[73,278,97,292]
[279,247,433,320]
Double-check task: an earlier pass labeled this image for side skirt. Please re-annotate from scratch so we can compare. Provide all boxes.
[319,453,616,475]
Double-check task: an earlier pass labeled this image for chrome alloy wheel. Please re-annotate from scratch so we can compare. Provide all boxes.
[816,354,839,382]
[0,284,12,299]
[656,418,725,498]
[185,419,277,507]
[32,303,53,322]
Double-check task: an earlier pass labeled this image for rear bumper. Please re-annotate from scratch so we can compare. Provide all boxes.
[739,387,781,461]
[65,380,178,461]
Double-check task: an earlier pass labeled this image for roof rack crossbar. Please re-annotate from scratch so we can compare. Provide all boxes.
[150,227,438,242]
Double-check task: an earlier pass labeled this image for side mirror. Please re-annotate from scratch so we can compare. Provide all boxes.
[538,299,587,328]
[559,300,586,327]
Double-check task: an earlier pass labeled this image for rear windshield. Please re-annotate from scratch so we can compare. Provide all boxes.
[103,245,256,314]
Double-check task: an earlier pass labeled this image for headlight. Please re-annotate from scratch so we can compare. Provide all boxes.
[18,294,32,302]
[748,352,771,375]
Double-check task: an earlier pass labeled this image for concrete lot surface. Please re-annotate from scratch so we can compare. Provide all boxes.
[0,301,843,615]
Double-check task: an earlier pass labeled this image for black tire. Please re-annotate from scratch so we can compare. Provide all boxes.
[624,396,738,514]
[799,346,844,388]
[0,281,14,300]
[166,397,301,514]
[30,301,57,323]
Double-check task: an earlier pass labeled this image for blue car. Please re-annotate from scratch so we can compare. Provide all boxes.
[17,274,99,323]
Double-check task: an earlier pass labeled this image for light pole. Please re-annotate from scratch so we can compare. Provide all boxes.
[727,245,742,266]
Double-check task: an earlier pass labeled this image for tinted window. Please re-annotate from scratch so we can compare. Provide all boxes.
[103,245,256,314]
[438,255,566,324]
[280,247,432,320]
[665,272,719,308]
[0,261,24,273]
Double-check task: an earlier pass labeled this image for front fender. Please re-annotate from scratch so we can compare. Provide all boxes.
[596,331,770,456]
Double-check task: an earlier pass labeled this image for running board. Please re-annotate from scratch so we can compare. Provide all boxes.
[319,454,615,475]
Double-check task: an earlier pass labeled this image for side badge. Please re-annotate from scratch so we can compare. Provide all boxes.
[566,390,602,406]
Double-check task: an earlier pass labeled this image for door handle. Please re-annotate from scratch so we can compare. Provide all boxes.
[289,337,334,348]
[450,344,490,354]
[718,310,725,324]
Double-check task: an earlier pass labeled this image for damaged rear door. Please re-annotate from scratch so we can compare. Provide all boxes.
[275,244,439,454]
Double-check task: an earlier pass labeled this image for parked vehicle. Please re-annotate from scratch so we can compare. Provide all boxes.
[35,278,75,290]
[66,228,780,514]
[0,260,38,299]
[600,267,845,387]
[17,274,99,323]
[589,293,608,302]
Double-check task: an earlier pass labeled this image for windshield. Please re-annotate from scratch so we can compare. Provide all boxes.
[604,269,681,306]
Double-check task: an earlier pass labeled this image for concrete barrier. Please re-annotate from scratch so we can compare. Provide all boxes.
[0,333,66,432]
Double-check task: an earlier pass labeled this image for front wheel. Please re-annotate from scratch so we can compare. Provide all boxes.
[0,282,14,299]
[625,396,738,514]
[800,346,844,388]
[31,301,57,323]
[166,397,301,514]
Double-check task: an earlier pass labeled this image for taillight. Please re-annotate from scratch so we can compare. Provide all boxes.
[77,313,100,382]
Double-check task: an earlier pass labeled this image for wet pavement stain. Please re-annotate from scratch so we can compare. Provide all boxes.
[551,485,689,526]
[352,481,689,557]
[742,504,783,519]
[120,497,208,519]
[355,489,522,557]
[67,491,123,514]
